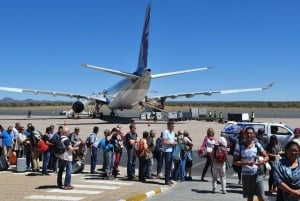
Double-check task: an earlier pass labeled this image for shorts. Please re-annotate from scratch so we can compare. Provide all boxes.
[186,159,192,168]
[242,174,265,198]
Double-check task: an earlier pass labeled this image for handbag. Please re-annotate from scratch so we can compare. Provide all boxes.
[145,150,153,160]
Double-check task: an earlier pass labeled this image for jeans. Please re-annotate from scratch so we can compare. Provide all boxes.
[139,156,147,181]
[179,153,187,180]
[91,147,98,173]
[126,147,136,178]
[172,159,181,180]
[146,157,154,177]
[163,152,173,184]
[105,151,114,175]
[155,151,163,175]
[42,151,50,174]
[57,159,72,187]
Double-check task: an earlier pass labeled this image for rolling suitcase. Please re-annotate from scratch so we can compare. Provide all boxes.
[16,157,26,172]
[0,155,9,171]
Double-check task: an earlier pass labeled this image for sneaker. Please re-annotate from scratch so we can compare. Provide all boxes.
[222,190,227,194]
[57,185,64,189]
[212,188,216,193]
[201,178,209,182]
[64,186,74,190]
[157,173,164,179]
[165,182,174,186]
[170,180,177,185]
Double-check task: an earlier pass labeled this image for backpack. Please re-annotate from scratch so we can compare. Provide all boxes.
[31,130,41,147]
[38,139,49,153]
[214,145,227,163]
[177,135,188,152]
[53,134,66,155]
[232,141,263,172]
[85,134,95,147]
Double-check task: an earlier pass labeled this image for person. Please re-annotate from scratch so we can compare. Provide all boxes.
[214,111,217,121]
[162,120,177,185]
[69,127,81,147]
[138,131,149,182]
[42,127,53,175]
[0,125,13,160]
[11,122,21,152]
[154,132,164,178]
[208,110,212,118]
[23,123,33,170]
[57,126,79,190]
[250,112,255,122]
[233,126,269,201]
[218,112,223,123]
[100,129,114,180]
[114,125,124,173]
[69,127,82,161]
[266,135,284,194]
[273,140,300,201]
[28,126,41,172]
[293,128,300,143]
[230,129,245,185]
[146,130,156,179]
[27,110,31,118]
[49,126,63,173]
[110,127,121,177]
[125,123,138,180]
[256,128,267,148]
[184,130,194,181]
[88,126,100,174]
[210,137,228,194]
[15,126,27,158]
[199,127,216,182]
[99,129,109,173]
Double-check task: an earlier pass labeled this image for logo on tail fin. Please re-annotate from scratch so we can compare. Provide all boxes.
[137,4,151,72]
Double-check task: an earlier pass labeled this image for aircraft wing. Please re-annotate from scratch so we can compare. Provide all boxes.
[82,64,140,79]
[150,82,275,101]
[151,66,213,79]
[0,86,108,103]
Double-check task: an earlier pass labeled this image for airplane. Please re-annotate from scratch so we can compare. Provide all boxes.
[0,4,274,118]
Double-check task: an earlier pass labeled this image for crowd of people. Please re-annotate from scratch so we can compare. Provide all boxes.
[1,120,300,201]
[0,121,195,189]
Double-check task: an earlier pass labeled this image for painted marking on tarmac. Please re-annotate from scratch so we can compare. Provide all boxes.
[73,184,120,190]
[84,180,133,185]
[47,189,103,194]
[25,195,85,200]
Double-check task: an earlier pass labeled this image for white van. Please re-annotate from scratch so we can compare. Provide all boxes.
[221,121,294,148]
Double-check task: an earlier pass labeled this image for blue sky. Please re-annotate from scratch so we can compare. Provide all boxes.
[1,0,299,102]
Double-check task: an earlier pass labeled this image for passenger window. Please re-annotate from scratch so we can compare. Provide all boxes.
[275,126,290,136]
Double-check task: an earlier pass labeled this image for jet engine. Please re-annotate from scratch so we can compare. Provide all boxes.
[72,101,85,113]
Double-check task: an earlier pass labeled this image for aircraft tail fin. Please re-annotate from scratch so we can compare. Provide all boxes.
[136,3,151,73]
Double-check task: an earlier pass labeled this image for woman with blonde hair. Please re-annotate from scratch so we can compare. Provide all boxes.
[198,127,216,182]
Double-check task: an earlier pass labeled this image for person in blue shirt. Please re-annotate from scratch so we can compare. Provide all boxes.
[0,125,13,160]
[274,140,300,201]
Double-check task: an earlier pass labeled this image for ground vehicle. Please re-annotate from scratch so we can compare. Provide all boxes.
[221,121,294,148]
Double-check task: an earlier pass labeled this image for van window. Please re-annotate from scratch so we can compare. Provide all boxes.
[273,126,290,136]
